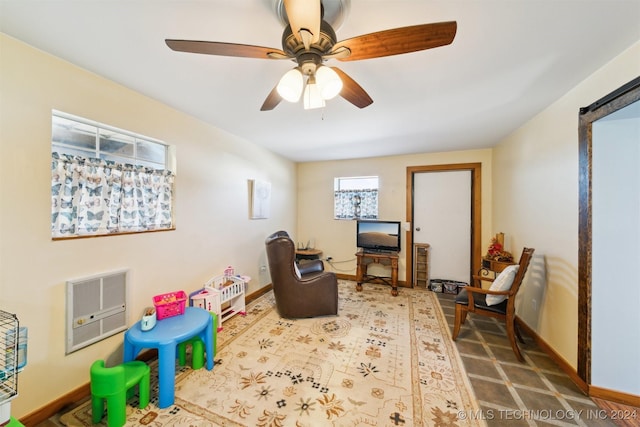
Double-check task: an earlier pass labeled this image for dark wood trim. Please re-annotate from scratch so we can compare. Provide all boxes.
[516,317,588,394]
[245,284,273,304]
[52,227,176,241]
[406,163,482,288]
[589,386,640,408]
[19,349,157,425]
[521,313,640,407]
[577,107,593,385]
[19,383,90,426]
[516,316,640,407]
[577,78,640,386]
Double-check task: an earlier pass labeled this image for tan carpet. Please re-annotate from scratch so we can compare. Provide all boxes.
[61,281,485,426]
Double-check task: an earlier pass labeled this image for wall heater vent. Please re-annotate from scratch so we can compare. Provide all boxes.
[65,269,128,354]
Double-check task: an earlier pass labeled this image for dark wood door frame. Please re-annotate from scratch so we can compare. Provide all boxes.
[577,76,640,387]
[406,163,482,287]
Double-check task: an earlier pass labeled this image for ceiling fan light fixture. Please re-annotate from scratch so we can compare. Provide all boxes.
[315,65,343,100]
[303,75,326,110]
[276,68,303,102]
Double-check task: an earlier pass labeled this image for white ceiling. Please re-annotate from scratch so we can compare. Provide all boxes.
[1,0,639,162]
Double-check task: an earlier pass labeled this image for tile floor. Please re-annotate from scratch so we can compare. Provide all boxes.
[435,291,631,427]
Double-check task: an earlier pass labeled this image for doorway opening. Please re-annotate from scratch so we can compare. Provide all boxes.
[406,163,482,288]
[578,76,640,397]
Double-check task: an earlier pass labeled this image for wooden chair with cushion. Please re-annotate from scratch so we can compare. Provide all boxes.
[452,247,535,362]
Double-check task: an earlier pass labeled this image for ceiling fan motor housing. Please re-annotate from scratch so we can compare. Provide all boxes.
[282,20,337,74]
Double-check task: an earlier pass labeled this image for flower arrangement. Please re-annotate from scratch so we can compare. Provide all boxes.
[484,234,514,262]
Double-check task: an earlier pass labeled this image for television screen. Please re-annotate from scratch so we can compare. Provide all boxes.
[356,220,402,252]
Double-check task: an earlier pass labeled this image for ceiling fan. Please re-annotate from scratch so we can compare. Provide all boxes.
[165,0,457,111]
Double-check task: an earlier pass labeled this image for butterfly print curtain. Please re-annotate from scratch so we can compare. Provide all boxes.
[51,153,174,238]
[333,189,378,219]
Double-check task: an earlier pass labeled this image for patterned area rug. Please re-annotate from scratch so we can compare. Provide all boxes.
[61,281,485,426]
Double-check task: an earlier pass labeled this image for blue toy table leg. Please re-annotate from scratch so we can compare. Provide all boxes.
[204,314,214,370]
[157,344,177,408]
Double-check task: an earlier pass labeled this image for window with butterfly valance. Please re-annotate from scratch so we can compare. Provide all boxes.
[51,112,174,239]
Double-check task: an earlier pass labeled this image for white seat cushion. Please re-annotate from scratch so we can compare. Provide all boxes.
[486,265,519,306]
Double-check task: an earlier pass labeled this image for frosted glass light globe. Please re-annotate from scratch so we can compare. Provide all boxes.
[315,66,343,100]
[276,68,303,102]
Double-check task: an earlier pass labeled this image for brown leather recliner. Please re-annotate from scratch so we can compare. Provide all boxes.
[265,231,338,318]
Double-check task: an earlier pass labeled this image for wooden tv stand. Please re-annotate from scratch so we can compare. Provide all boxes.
[355,249,399,296]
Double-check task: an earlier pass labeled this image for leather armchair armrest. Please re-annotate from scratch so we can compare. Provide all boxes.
[297,259,324,276]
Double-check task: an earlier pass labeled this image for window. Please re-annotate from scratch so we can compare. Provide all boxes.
[51,112,175,238]
[334,176,379,219]
[52,112,168,169]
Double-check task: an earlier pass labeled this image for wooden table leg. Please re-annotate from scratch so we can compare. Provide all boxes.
[356,256,365,292]
[390,257,399,296]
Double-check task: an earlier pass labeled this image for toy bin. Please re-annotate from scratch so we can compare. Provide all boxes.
[189,288,220,313]
[153,291,187,320]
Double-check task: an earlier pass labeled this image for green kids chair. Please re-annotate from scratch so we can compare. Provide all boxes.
[90,359,150,427]
[178,311,217,370]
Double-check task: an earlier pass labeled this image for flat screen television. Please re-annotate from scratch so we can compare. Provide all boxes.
[356,220,402,253]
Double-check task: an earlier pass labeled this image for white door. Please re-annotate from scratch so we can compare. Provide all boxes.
[413,171,471,284]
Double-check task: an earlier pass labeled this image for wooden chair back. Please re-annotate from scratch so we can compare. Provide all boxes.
[505,247,535,308]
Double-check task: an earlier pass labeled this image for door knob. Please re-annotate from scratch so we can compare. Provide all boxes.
[415,227,421,231]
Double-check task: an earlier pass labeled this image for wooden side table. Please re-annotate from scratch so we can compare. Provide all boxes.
[355,249,399,296]
[295,248,323,262]
[478,258,515,278]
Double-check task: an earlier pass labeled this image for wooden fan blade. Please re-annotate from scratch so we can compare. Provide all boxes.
[331,67,373,109]
[166,39,289,59]
[284,0,321,44]
[260,85,282,111]
[332,21,457,62]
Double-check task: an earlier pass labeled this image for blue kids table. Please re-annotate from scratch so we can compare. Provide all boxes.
[123,306,214,408]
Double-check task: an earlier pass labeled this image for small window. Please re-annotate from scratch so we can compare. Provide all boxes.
[51,112,175,239]
[52,112,168,169]
[334,176,379,219]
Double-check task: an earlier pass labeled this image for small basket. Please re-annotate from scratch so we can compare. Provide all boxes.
[443,281,467,295]
[430,279,444,293]
[443,282,459,294]
[153,290,187,320]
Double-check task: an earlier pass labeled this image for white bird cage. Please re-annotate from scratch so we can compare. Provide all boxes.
[0,310,25,424]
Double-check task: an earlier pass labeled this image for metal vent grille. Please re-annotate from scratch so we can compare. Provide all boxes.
[65,270,128,354]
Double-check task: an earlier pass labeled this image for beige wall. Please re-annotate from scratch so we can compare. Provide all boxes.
[297,150,493,281]
[492,41,640,368]
[0,34,296,417]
